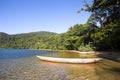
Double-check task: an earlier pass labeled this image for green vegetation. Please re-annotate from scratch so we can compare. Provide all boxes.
[78,43,96,52]
[0,31,59,49]
[0,0,120,51]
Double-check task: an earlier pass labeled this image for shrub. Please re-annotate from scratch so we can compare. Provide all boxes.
[78,42,96,52]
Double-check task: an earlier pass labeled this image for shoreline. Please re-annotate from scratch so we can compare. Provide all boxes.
[36,49,120,62]
[1,48,120,62]
[38,49,120,62]
[65,50,120,62]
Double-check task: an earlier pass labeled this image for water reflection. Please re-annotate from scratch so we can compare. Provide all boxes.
[42,51,97,58]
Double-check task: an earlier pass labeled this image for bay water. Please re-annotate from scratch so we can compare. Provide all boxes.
[0,49,120,80]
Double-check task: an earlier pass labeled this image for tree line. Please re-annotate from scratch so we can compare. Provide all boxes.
[0,0,120,51]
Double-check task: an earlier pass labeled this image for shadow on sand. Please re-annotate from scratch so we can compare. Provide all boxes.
[97,51,120,62]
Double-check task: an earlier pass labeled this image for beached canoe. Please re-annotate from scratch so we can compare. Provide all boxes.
[36,55,102,64]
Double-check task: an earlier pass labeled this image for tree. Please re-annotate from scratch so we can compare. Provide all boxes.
[79,0,120,27]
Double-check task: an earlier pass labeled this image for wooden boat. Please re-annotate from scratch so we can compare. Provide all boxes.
[36,55,102,64]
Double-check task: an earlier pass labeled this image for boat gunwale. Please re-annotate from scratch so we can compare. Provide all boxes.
[36,55,102,63]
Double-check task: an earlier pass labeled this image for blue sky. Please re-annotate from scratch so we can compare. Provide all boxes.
[0,0,91,34]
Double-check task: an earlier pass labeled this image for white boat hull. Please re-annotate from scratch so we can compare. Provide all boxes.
[36,55,102,64]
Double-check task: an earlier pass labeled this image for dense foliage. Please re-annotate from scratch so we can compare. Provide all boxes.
[0,31,59,50]
[0,0,120,51]
[78,0,120,50]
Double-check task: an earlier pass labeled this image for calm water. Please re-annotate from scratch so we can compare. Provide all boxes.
[0,49,120,80]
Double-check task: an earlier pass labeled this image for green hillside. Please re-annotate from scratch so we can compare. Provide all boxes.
[0,31,59,49]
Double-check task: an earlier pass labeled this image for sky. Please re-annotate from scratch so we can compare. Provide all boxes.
[0,0,91,34]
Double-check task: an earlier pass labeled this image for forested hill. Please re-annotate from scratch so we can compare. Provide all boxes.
[0,32,9,37]
[0,21,120,51]
[0,31,59,49]
[0,0,120,51]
